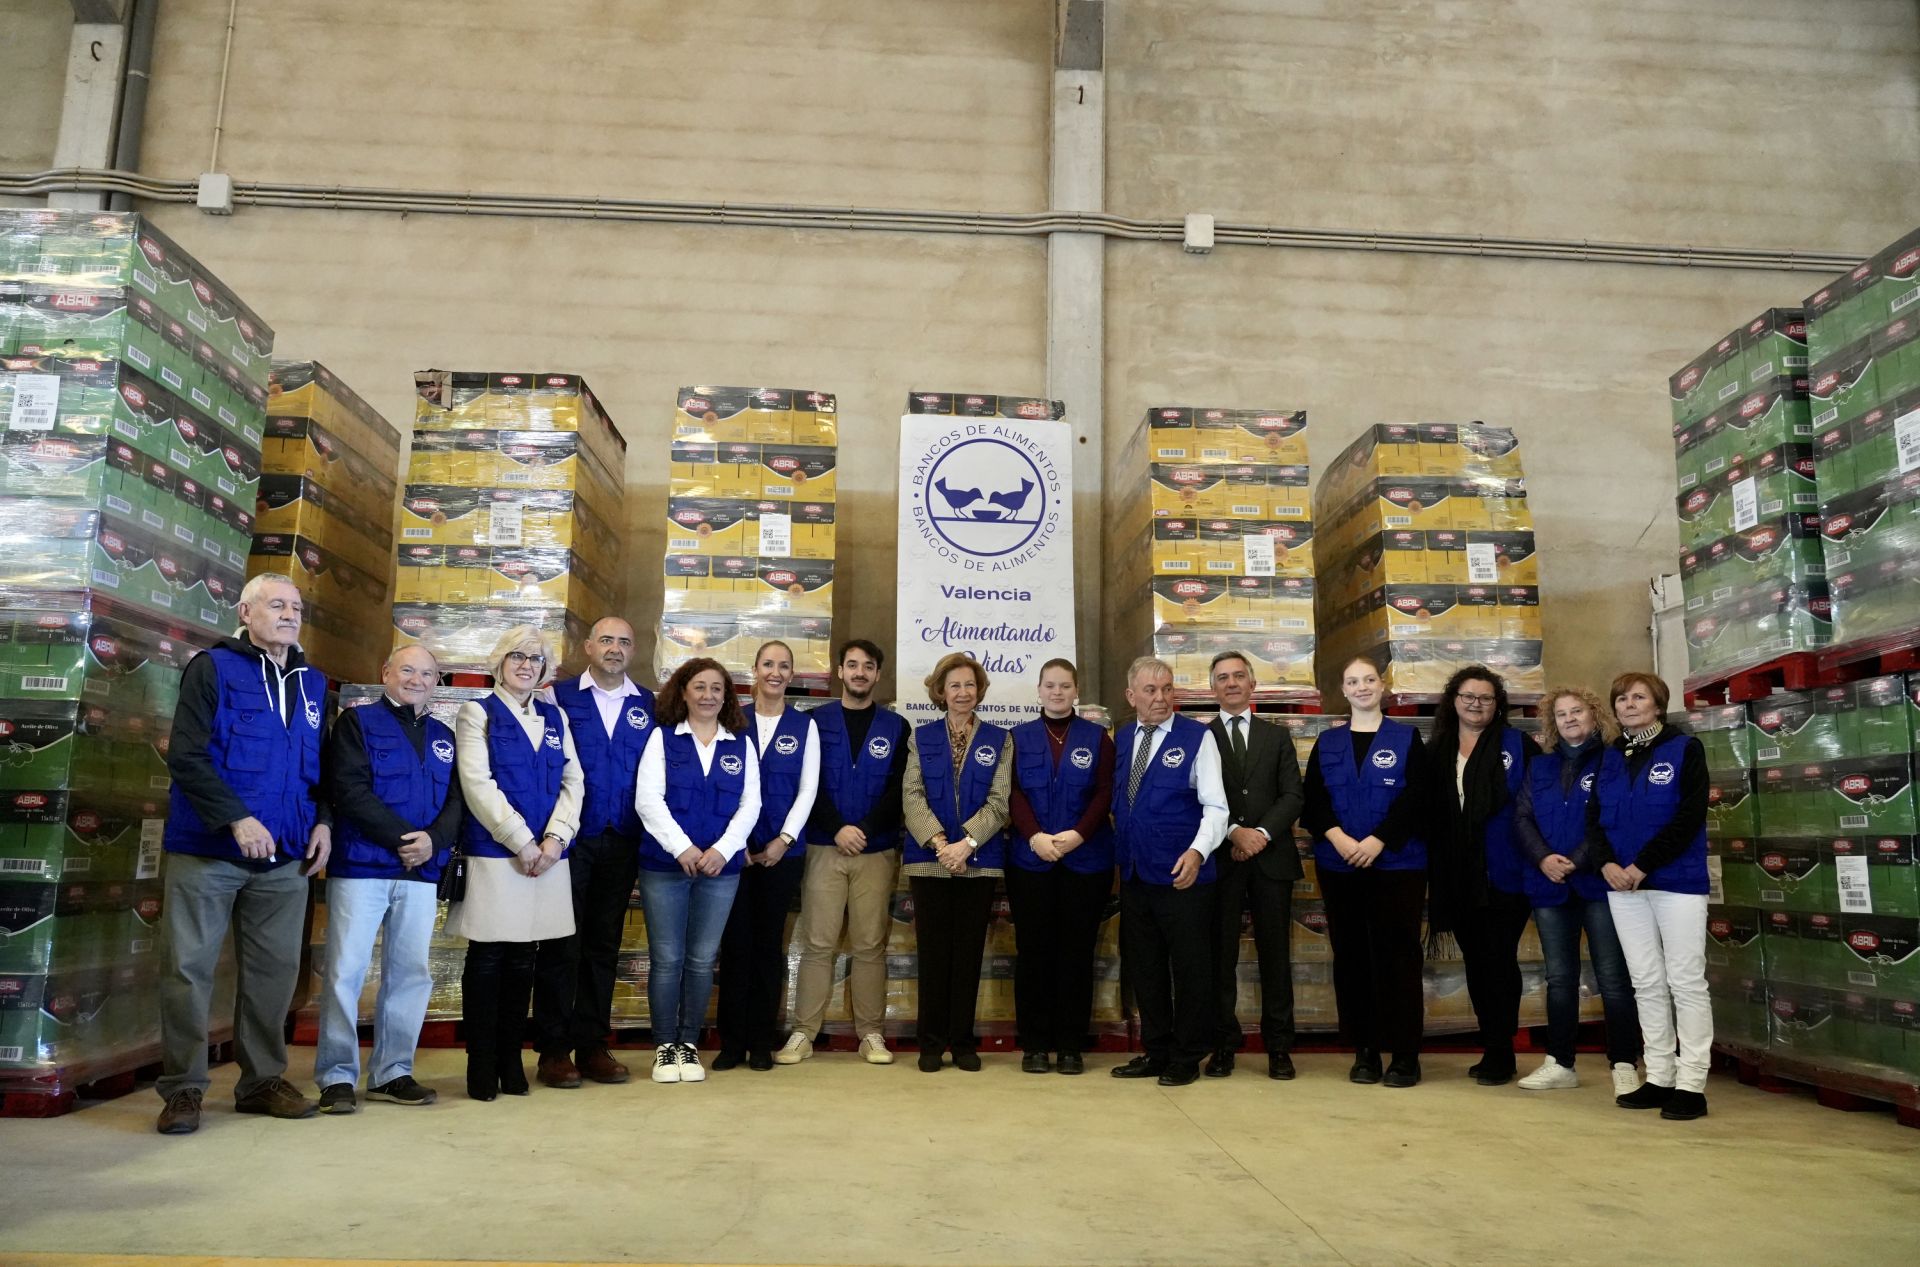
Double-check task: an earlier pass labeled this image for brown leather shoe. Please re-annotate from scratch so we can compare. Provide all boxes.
[156,1087,202,1135]
[234,1077,316,1119]
[537,1054,583,1088]
[578,1048,630,1084]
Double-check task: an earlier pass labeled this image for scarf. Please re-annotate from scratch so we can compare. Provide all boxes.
[1426,724,1512,943]
[1559,734,1604,792]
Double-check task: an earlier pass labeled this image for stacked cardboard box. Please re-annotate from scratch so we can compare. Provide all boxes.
[1695,703,1771,1046]
[657,386,839,684]
[252,362,401,683]
[1313,423,1543,702]
[0,209,258,1083]
[1669,310,1828,679]
[1805,229,1920,652]
[393,371,626,672]
[1110,406,1315,696]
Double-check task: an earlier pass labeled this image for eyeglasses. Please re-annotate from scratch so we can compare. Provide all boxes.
[504,651,546,667]
[1457,693,1496,706]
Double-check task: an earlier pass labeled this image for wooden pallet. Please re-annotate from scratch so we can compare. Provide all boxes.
[1684,652,1861,707]
[1714,1040,1920,1129]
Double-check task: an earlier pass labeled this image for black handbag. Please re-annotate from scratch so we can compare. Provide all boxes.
[436,844,467,903]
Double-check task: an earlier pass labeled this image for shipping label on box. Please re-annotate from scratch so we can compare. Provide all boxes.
[1828,835,1920,918]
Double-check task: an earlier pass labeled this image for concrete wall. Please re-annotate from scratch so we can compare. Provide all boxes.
[0,0,75,172]
[7,0,1917,701]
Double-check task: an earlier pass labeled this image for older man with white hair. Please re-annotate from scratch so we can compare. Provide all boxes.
[156,572,332,1135]
[313,645,466,1114]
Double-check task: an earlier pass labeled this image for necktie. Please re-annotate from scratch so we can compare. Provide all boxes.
[1128,724,1156,803]
[1229,714,1247,766]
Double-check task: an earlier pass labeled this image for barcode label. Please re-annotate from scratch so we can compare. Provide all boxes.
[1465,543,1499,584]
[1158,559,1192,571]
[171,523,193,542]
[1848,970,1878,987]
[1230,502,1262,516]
[1893,286,1920,314]
[1386,515,1411,526]
[1758,746,1781,761]
[215,477,234,496]
[91,568,120,589]
[0,1046,23,1063]
[1707,856,1724,903]
[189,388,211,411]
[1712,585,1736,602]
[1678,473,1697,489]
[20,676,68,691]
[106,495,132,515]
[1200,447,1231,460]
[1749,361,1774,382]
[185,309,207,333]
[1759,889,1784,904]
[763,482,794,498]
[1792,493,1817,506]
[1233,618,1264,630]
[1827,550,1850,568]
[125,343,152,369]
[1718,382,1741,401]
[149,592,170,608]
[148,775,170,790]
[1275,618,1307,629]
[1840,814,1869,830]
[1154,448,1184,459]
[1242,535,1276,577]
[130,938,152,954]
[1836,854,1872,914]
[489,502,523,546]
[63,858,90,874]
[669,537,699,550]
[201,538,222,558]
[1392,622,1423,634]
[403,527,433,538]
[1204,559,1237,572]
[759,512,792,556]
[1705,457,1726,474]
[0,858,46,874]
[159,366,183,390]
[1813,406,1838,427]
[142,511,166,532]
[1896,408,1920,474]
[1760,498,1784,516]
[497,470,533,484]
[7,374,60,432]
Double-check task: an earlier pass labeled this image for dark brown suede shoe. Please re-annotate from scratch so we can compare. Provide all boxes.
[578,1048,630,1084]
[537,1054,583,1089]
[156,1088,202,1135]
[234,1077,316,1120]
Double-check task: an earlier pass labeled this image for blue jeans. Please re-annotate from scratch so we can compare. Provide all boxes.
[1532,891,1641,1068]
[314,878,439,1088]
[638,868,742,1045]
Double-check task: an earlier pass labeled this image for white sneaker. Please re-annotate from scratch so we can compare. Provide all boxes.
[773,1033,813,1065]
[1611,1062,1641,1097]
[676,1044,706,1083]
[650,1046,680,1084]
[1517,1057,1580,1090]
[859,1033,894,1065]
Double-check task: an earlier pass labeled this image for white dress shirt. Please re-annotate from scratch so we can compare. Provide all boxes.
[634,722,762,861]
[752,709,821,842]
[1129,720,1230,858]
[580,670,643,739]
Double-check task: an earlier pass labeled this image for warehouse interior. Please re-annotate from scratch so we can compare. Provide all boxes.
[5,2,1920,1265]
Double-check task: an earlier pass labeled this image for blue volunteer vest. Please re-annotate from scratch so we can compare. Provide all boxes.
[1595,732,1709,894]
[163,646,323,866]
[1480,726,1532,895]
[1311,719,1427,874]
[640,726,754,875]
[460,693,568,860]
[906,718,1010,870]
[1009,716,1114,875]
[331,702,456,883]
[1111,715,1215,886]
[1521,745,1610,905]
[750,707,813,847]
[550,676,655,840]
[805,702,908,853]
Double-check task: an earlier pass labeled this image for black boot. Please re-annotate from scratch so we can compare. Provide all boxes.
[463,943,502,1101]
[496,945,535,1096]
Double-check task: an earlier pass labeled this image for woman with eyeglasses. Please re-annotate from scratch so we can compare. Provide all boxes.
[1586,671,1712,1121]
[448,626,585,1101]
[1426,666,1539,1087]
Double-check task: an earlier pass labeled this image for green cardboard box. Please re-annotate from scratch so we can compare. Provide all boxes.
[1755,838,1832,911]
[1767,980,1843,1061]
[1712,836,1763,905]
[1688,703,1759,774]
[1707,904,1767,978]
[1821,755,1918,837]
[1706,966,1770,1048]
[1741,308,1810,387]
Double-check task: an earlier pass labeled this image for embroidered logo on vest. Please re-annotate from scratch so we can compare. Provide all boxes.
[719,754,744,776]
[867,736,892,760]
[626,705,651,731]
[773,734,799,756]
[1069,747,1093,770]
[1580,772,1595,792]
[544,728,563,751]
[1501,749,1514,770]
[1371,748,1398,769]
[1649,761,1675,786]
[432,739,454,764]
[973,744,997,767]
[304,698,321,729]
[1161,747,1187,768]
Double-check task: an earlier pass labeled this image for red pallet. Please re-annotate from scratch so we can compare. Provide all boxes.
[0,1036,233,1118]
[1816,629,1920,678]
[1712,1040,1920,1128]
[1684,652,1861,706]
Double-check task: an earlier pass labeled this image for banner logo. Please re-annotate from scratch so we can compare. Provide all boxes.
[925,439,1048,559]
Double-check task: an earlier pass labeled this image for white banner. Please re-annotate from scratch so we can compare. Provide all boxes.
[897,412,1076,727]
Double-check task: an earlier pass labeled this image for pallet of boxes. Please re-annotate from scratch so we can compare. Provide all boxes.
[1313,423,1544,705]
[251,362,401,684]
[0,209,265,1104]
[1109,406,1317,700]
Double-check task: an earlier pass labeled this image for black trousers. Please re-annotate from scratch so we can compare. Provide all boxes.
[715,852,807,1055]
[1319,867,1427,1058]
[1120,876,1216,1067]
[1004,863,1112,1056]
[909,875,996,1054]
[462,941,535,1083]
[547,831,641,1056]
[1212,851,1296,1053]
[1453,889,1533,1059]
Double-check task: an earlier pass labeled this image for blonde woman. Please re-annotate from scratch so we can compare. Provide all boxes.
[1514,686,1640,1094]
[447,626,584,1100]
[901,652,1012,1072]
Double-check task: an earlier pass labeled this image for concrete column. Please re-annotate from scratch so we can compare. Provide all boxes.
[48,19,129,211]
[1049,1,1106,700]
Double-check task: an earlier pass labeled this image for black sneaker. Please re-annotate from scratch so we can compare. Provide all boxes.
[1382,1057,1422,1088]
[366,1075,438,1106]
[1660,1089,1708,1120]
[1617,1081,1674,1110]
[317,1083,357,1115]
[1349,1050,1383,1084]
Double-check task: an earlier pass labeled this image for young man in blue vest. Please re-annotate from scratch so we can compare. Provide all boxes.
[779,639,910,1064]
[544,616,656,1086]
[314,646,466,1114]
[155,573,331,1135]
[1110,656,1230,1087]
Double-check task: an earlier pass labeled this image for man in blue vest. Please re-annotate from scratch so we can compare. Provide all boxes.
[155,573,331,1135]
[779,639,910,1065]
[1109,656,1229,1087]
[313,646,465,1114]
[544,616,656,1086]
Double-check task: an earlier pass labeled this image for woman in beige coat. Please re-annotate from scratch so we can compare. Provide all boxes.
[447,626,584,1100]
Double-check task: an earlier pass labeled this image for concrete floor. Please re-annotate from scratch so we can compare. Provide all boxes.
[4,1048,1918,1267]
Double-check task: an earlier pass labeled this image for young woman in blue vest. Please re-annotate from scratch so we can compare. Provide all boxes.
[1513,686,1642,1095]
[1301,655,1431,1087]
[713,640,820,1071]
[448,627,585,1101]
[901,652,1013,1072]
[1585,671,1712,1121]
[1006,658,1115,1075]
[634,656,762,1085]
[1426,666,1540,1087]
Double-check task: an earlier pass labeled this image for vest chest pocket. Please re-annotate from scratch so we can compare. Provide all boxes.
[221,710,280,771]
[363,733,411,775]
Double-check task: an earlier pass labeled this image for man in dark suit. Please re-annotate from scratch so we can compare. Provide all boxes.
[1206,651,1306,1080]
